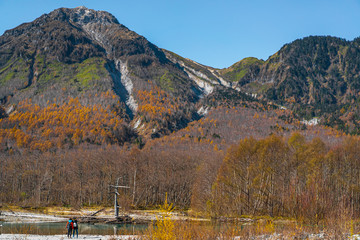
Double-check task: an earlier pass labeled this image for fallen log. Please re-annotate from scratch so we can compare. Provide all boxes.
[89,208,105,216]
[105,215,133,224]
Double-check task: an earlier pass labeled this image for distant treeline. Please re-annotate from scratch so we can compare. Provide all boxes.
[1,133,360,222]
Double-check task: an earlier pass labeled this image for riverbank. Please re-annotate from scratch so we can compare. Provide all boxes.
[0,211,67,223]
[0,206,208,224]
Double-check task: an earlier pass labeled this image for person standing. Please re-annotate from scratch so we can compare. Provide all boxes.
[72,219,79,238]
[66,218,73,238]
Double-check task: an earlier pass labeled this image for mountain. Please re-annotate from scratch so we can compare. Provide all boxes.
[221,36,360,134]
[0,6,247,107]
[1,7,360,153]
[0,7,192,111]
[0,7,256,150]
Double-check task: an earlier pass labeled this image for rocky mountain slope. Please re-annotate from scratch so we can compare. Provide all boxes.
[0,7,241,107]
[0,6,254,146]
[220,36,360,133]
[1,7,360,149]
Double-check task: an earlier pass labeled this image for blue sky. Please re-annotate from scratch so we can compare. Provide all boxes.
[1,0,360,68]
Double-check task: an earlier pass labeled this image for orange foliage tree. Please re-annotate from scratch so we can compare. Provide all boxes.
[0,97,132,152]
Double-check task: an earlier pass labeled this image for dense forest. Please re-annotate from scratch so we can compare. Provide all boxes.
[211,134,360,221]
[2,131,360,222]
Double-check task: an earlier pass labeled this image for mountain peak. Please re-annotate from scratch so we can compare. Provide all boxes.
[49,7,120,26]
[75,6,88,10]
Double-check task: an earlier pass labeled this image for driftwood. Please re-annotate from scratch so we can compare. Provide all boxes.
[78,216,101,224]
[105,215,132,224]
[78,215,133,224]
[89,208,105,216]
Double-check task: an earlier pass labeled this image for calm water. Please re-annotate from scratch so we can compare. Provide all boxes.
[0,221,148,235]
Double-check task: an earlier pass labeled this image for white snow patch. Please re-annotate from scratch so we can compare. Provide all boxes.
[133,118,141,129]
[165,53,220,96]
[208,69,231,87]
[184,59,215,82]
[301,117,320,126]
[197,106,210,116]
[117,60,138,112]
[234,87,242,92]
[83,26,112,55]
[186,59,232,87]
[165,52,266,99]
[185,70,214,96]
[178,61,218,86]
[191,69,212,83]
[245,92,258,99]
[5,105,14,115]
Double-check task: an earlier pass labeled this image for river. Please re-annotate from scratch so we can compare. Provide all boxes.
[0,221,148,236]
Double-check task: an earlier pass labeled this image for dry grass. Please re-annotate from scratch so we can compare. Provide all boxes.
[143,216,359,240]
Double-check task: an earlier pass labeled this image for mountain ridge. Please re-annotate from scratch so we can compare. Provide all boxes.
[220,35,360,133]
[1,7,360,148]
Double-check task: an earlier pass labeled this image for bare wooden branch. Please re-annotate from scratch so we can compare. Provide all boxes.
[89,208,105,216]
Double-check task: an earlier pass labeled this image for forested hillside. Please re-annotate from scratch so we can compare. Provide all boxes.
[221,36,360,134]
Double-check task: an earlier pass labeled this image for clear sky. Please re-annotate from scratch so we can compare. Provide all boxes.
[1,0,360,68]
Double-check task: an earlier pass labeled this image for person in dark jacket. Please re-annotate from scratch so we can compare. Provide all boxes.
[72,219,79,238]
[66,218,73,238]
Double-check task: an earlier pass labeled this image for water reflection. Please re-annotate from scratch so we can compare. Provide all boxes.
[0,221,148,236]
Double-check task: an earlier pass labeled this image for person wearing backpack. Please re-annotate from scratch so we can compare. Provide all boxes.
[65,218,73,238]
[72,219,79,238]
